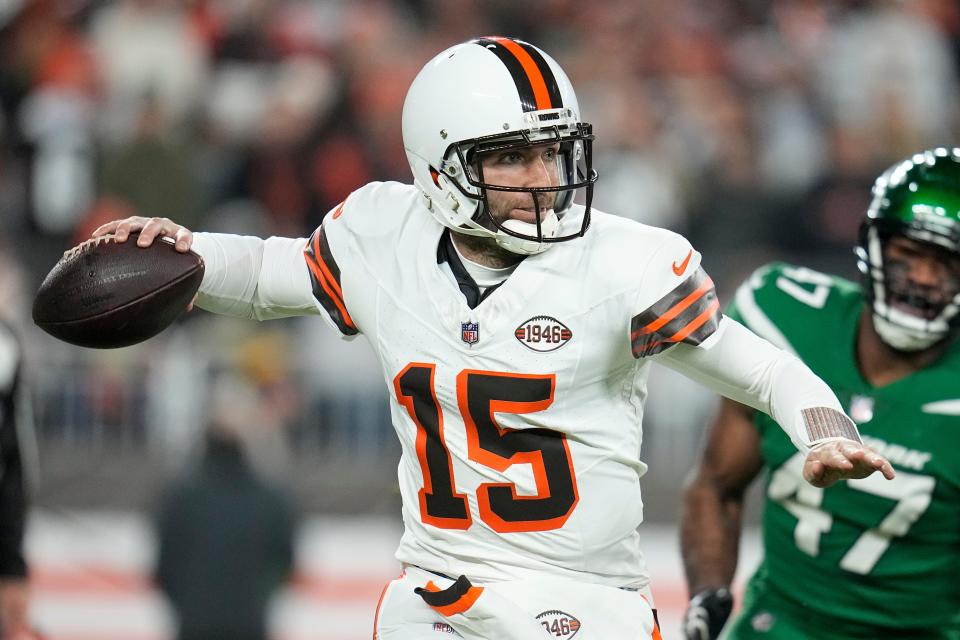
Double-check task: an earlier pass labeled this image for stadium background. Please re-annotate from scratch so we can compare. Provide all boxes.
[0,0,957,637]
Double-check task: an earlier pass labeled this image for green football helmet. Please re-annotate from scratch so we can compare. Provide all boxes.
[856,147,960,351]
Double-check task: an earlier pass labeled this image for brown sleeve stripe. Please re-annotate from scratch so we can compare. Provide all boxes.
[630,274,715,340]
[630,269,713,339]
[669,297,721,343]
[630,268,722,358]
[630,298,720,358]
[304,225,358,335]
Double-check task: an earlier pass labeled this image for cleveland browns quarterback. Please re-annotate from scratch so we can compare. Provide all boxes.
[93,37,894,640]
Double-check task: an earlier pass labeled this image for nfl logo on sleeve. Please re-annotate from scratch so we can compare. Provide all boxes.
[461,322,479,345]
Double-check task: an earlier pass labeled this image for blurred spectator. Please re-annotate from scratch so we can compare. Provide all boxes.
[240,56,338,235]
[90,0,208,144]
[154,380,297,640]
[588,79,685,230]
[1,0,954,274]
[815,0,958,161]
[0,281,37,637]
[6,0,99,237]
[96,92,202,232]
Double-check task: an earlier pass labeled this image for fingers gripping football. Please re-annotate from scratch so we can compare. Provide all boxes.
[803,439,896,488]
[93,216,194,252]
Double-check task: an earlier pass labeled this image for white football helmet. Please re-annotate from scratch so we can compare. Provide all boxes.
[402,37,597,255]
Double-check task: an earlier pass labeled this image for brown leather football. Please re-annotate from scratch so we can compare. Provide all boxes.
[32,233,204,348]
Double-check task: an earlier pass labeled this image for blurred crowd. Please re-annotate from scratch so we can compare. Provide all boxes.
[0,0,957,283]
[0,0,958,499]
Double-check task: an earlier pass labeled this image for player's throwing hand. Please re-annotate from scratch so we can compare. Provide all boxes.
[93,216,194,253]
[92,216,198,310]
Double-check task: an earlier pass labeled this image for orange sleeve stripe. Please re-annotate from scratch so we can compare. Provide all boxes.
[652,623,663,640]
[668,297,720,343]
[305,253,357,330]
[631,276,714,339]
[304,253,340,308]
[491,37,553,110]
[306,255,355,329]
[422,581,484,617]
[310,232,347,303]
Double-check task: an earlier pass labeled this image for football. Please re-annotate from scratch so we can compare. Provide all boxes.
[32,233,204,349]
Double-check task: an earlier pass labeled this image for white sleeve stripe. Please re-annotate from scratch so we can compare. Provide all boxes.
[733,281,796,355]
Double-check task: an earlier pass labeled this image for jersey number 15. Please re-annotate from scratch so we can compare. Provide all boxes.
[395,364,579,533]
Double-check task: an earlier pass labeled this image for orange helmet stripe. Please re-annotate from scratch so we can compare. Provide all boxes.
[473,37,563,112]
[488,37,554,110]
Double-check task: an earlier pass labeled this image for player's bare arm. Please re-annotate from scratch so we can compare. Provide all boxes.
[93,216,194,253]
[680,399,893,640]
[682,398,762,594]
[680,398,762,640]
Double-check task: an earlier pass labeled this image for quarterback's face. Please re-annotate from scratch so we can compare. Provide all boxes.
[477,142,561,227]
[883,235,960,320]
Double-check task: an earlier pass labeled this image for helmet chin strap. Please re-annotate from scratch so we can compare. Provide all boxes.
[872,311,948,351]
[495,210,560,255]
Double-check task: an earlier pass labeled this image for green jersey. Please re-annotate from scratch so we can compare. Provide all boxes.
[727,263,960,634]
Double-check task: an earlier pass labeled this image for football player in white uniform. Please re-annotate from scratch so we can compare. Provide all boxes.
[94,37,894,640]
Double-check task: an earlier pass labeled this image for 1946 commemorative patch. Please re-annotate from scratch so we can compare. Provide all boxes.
[536,609,581,638]
[515,316,572,352]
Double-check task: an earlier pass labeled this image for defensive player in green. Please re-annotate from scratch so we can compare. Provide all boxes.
[680,147,960,640]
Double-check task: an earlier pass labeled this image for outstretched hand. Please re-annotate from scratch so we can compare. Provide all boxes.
[803,439,896,488]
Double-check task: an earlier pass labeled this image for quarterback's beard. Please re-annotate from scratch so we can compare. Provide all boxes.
[461,192,559,262]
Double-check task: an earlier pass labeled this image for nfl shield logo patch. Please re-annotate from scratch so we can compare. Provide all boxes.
[849,395,875,424]
[461,322,479,345]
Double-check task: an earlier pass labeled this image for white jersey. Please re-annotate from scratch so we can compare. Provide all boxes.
[193,180,853,591]
[301,181,719,589]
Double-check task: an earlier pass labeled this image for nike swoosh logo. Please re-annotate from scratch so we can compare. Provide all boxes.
[672,249,693,276]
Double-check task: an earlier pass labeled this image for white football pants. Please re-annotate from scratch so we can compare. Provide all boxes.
[373,566,661,640]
